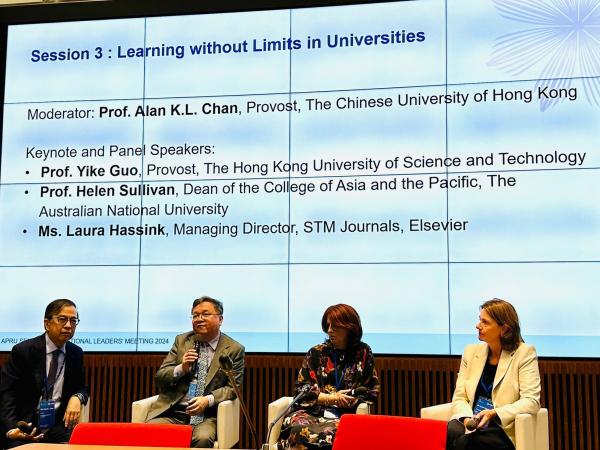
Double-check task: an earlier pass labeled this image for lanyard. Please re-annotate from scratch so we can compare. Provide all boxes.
[332,353,348,391]
[479,377,493,398]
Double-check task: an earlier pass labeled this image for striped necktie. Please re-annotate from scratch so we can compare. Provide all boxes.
[190,342,209,425]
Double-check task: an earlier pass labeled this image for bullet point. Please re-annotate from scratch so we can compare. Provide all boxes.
[22,229,27,234]
[25,190,29,194]
[25,171,29,175]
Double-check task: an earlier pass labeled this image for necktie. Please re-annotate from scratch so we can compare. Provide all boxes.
[190,343,210,425]
[47,349,60,399]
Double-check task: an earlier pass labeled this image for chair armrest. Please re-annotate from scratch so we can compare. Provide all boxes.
[356,402,369,415]
[515,408,548,450]
[131,395,159,423]
[79,399,90,423]
[534,408,549,450]
[515,412,535,450]
[215,398,239,449]
[421,403,452,421]
[267,397,293,446]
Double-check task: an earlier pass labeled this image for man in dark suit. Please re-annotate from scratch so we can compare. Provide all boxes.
[146,296,244,448]
[0,299,89,447]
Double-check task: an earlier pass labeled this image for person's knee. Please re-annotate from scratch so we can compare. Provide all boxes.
[6,439,27,448]
[191,422,216,448]
[285,425,306,445]
[146,417,169,424]
[446,420,467,450]
[447,419,464,436]
[41,424,71,444]
[191,434,215,448]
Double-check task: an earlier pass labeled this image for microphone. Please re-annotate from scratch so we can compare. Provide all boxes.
[298,383,311,396]
[263,384,312,450]
[350,386,368,397]
[16,421,35,435]
[218,354,259,450]
[465,416,480,431]
[190,336,201,373]
[219,353,233,371]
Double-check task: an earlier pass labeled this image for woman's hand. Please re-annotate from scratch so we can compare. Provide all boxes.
[333,390,358,408]
[318,392,356,408]
[474,409,497,428]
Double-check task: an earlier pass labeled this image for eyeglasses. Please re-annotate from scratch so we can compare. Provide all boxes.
[52,316,80,326]
[190,313,220,320]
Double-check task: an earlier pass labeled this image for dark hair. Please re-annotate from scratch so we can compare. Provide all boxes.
[192,296,223,315]
[480,298,523,352]
[321,304,363,347]
[44,299,77,320]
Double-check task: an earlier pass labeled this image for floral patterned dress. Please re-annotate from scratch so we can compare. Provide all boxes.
[278,340,380,449]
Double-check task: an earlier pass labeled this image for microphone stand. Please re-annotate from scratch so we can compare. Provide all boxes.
[262,386,310,450]
[219,365,259,450]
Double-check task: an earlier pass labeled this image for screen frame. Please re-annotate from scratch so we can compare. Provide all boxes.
[0,0,597,360]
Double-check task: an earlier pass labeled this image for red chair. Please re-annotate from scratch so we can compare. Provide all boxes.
[332,414,447,450]
[69,422,192,447]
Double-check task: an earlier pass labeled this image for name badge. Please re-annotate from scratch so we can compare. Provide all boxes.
[473,396,493,415]
[38,400,55,430]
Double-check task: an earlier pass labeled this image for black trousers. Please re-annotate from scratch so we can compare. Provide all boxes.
[446,419,515,450]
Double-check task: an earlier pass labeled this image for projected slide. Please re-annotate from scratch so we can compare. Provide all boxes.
[1,1,598,355]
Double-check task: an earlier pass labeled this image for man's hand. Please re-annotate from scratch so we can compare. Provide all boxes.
[63,395,82,429]
[181,348,199,374]
[185,396,209,416]
[6,424,43,442]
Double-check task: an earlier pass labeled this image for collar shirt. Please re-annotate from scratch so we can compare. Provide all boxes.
[203,332,221,368]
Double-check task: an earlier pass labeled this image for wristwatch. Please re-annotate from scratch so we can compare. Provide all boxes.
[73,393,87,405]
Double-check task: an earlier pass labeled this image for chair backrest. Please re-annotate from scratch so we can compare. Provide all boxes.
[333,414,447,450]
[69,422,192,447]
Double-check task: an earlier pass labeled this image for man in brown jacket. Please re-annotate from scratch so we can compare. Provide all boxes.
[146,296,244,448]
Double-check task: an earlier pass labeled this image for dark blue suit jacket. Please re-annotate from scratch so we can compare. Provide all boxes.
[0,334,89,439]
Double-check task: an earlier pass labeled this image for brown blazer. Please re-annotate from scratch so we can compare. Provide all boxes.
[145,332,244,421]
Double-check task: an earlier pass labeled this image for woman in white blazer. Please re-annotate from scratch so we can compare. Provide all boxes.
[446,298,541,450]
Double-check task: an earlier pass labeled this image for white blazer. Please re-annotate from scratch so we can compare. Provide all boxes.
[451,342,541,444]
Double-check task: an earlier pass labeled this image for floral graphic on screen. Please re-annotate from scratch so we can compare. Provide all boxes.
[488,0,600,111]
